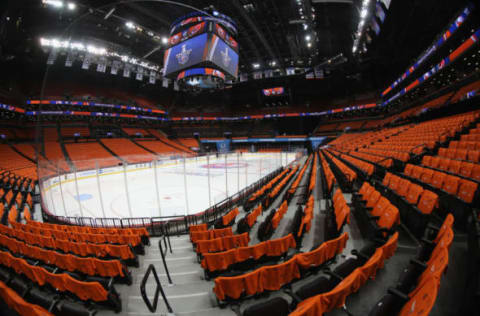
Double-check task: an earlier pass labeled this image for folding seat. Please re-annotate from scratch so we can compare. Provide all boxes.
[431,171,446,189]
[466,141,477,150]
[266,234,296,257]
[320,269,363,313]
[472,164,480,181]
[404,184,423,205]
[396,247,448,294]
[368,276,439,316]
[63,274,110,303]
[261,257,299,291]
[430,156,440,168]
[213,268,264,301]
[442,175,460,195]
[421,156,432,167]
[460,161,474,178]
[358,248,385,286]
[44,270,67,291]
[467,150,479,163]
[242,296,291,316]
[457,179,478,204]
[411,166,424,180]
[448,159,462,174]
[71,256,97,276]
[196,237,224,254]
[201,249,237,273]
[94,258,125,278]
[365,190,381,209]
[437,148,447,158]
[289,294,326,316]
[456,149,467,161]
[438,158,450,171]
[404,164,414,177]
[420,168,434,184]
[55,253,76,272]
[189,223,208,232]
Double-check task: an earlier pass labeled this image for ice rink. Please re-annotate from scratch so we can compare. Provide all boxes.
[41,152,297,219]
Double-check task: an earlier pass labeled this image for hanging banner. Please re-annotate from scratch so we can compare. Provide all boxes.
[65,51,75,67]
[149,71,157,84]
[96,57,107,73]
[111,61,121,75]
[215,139,231,153]
[136,67,144,81]
[123,64,131,78]
[82,54,92,70]
[47,50,57,65]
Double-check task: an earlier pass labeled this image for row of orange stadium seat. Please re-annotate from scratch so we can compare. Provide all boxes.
[0,234,127,279]
[248,168,290,202]
[196,232,250,254]
[438,147,480,163]
[298,194,314,237]
[269,166,299,199]
[271,200,289,229]
[246,204,262,227]
[404,164,478,204]
[449,140,480,151]
[320,153,336,192]
[188,223,207,232]
[0,224,135,260]
[201,234,296,273]
[461,134,480,141]
[25,220,149,237]
[340,153,374,176]
[382,174,439,215]
[324,152,357,182]
[10,222,142,246]
[288,155,312,195]
[0,280,52,316]
[190,227,233,243]
[422,155,480,181]
[308,156,318,192]
[0,250,117,305]
[213,233,349,301]
[333,189,350,231]
[351,152,393,168]
[222,208,239,226]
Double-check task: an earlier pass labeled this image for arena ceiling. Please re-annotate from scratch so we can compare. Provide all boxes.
[0,0,474,108]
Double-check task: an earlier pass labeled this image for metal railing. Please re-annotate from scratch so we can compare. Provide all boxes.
[140,264,174,314]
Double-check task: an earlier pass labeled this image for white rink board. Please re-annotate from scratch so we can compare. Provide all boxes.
[41,153,297,219]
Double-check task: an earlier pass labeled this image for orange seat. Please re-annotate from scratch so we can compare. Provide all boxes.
[366,190,381,208]
[430,157,440,168]
[417,190,439,215]
[260,257,300,291]
[0,280,53,316]
[94,258,125,277]
[396,178,411,198]
[358,248,385,285]
[201,248,237,272]
[472,164,480,181]
[431,171,446,189]
[467,150,479,163]
[459,161,474,178]
[455,149,467,161]
[213,269,263,301]
[433,214,454,243]
[405,184,423,205]
[438,158,450,171]
[266,234,296,257]
[189,223,207,232]
[320,270,363,313]
[448,160,461,174]
[380,232,399,260]
[63,274,109,302]
[457,179,478,203]
[398,276,439,316]
[442,175,460,195]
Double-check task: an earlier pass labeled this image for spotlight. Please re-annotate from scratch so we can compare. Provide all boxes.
[67,2,76,10]
[126,21,135,29]
[305,35,311,41]
[161,36,168,44]
[253,63,260,69]
[360,9,368,18]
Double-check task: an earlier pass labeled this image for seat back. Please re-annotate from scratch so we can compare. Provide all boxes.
[457,179,478,203]
[398,276,439,316]
[431,171,446,189]
[417,190,439,215]
[442,175,460,195]
[405,183,423,205]
[320,270,363,313]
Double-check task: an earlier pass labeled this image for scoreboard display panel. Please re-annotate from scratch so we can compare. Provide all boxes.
[163,33,209,77]
[262,87,285,96]
[207,34,239,78]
